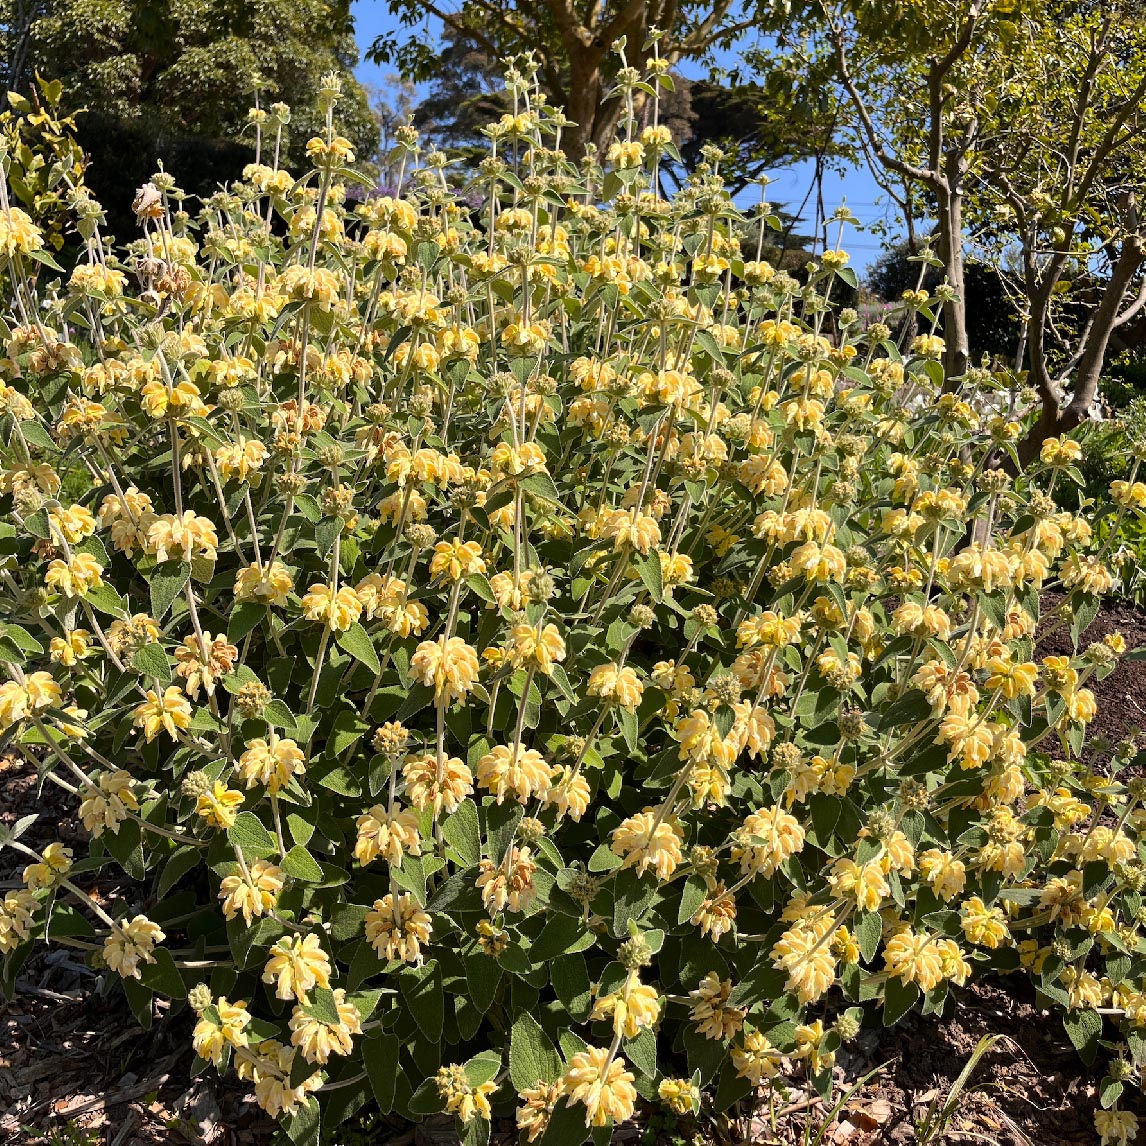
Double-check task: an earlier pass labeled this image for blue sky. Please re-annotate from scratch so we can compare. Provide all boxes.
[350,1,895,271]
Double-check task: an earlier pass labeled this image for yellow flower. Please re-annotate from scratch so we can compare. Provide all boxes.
[22,842,73,891]
[563,1047,637,1128]
[961,895,1010,948]
[289,988,362,1064]
[0,671,61,731]
[430,538,486,582]
[147,510,218,564]
[49,504,96,545]
[688,972,745,1040]
[79,769,138,836]
[133,686,193,742]
[301,582,362,631]
[192,996,250,1065]
[771,919,837,1003]
[262,933,331,1003]
[1095,1109,1138,1146]
[235,560,294,606]
[45,553,104,598]
[410,636,480,703]
[476,845,538,914]
[355,804,422,866]
[0,889,37,953]
[174,631,237,699]
[435,1064,497,1125]
[657,1077,700,1115]
[828,858,888,913]
[365,892,432,964]
[237,732,306,793]
[49,629,91,666]
[0,206,43,257]
[732,1030,782,1083]
[403,752,473,816]
[219,859,283,925]
[587,662,643,710]
[195,781,244,829]
[601,507,660,554]
[590,974,661,1039]
[235,1039,323,1117]
[140,379,207,419]
[919,848,966,902]
[1112,480,1146,510]
[793,1019,834,1073]
[104,915,164,979]
[732,806,805,878]
[544,765,591,821]
[610,809,683,880]
[215,437,269,482]
[883,929,947,992]
[517,1079,565,1142]
[508,622,566,675]
[477,744,556,804]
[790,541,846,583]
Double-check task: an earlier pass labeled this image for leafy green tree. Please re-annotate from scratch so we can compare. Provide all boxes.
[369,0,775,161]
[0,0,378,232]
[781,0,1146,456]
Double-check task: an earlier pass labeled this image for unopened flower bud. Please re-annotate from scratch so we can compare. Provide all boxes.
[617,933,653,970]
[188,983,213,1013]
[235,681,271,719]
[181,770,212,799]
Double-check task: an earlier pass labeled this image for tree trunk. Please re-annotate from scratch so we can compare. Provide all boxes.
[936,179,969,386]
[1017,235,1145,465]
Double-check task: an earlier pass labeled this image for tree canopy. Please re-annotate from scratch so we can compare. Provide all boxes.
[0,0,377,231]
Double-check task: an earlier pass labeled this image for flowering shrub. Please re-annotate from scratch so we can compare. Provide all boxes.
[1,59,1145,1146]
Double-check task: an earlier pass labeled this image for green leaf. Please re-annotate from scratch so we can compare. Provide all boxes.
[315,516,342,559]
[131,641,170,682]
[677,875,708,925]
[1063,1008,1102,1066]
[616,706,638,753]
[282,1098,320,1146]
[305,986,342,1026]
[485,801,522,864]
[85,583,129,618]
[634,549,663,602]
[855,910,882,963]
[282,845,324,883]
[510,1012,563,1090]
[464,1050,502,1087]
[441,798,481,867]
[613,868,656,935]
[882,977,919,1026]
[23,507,50,539]
[157,845,201,899]
[149,560,190,620]
[539,1099,591,1146]
[227,811,278,860]
[399,961,443,1043]
[520,471,561,504]
[336,622,381,675]
[465,951,503,1014]
[138,946,185,999]
[228,602,266,642]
